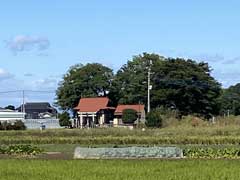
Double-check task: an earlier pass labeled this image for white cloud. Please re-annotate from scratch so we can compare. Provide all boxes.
[222,57,240,65]
[32,78,59,91]
[5,35,50,55]
[0,68,14,81]
[212,69,240,88]
[193,53,225,63]
[24,73,34,77]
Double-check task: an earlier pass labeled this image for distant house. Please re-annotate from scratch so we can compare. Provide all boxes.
[114,104,145,126]
[74,97,115,128]
[17,102,57,119]
[0,108,25,122]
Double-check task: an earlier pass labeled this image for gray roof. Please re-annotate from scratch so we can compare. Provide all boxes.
[17,102,55,110]
[24,102,51,110]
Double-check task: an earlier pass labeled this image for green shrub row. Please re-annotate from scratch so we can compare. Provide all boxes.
[2,127,240,137]
[183,147,240,159]
[0,121,26,130]
[0,145,43,155]
[1,136,240,145]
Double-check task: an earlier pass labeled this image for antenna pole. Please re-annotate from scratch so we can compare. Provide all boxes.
[22,90,25,118]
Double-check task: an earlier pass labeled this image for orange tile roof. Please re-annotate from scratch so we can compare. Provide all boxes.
[74,97,112,112]
[115,104,145,115]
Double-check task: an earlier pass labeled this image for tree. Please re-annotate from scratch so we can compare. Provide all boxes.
[122,109,138,124]
[109,53,163,106]
[59,112,71,127]
[152,58,221,118]
[218,83,240,116]
[145,109,162,128]
[4,105,15,110]
[111,53,221,118]
[56,63,114,110]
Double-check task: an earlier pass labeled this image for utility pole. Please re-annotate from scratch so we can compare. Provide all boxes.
[147,60,152,113]
[22,90,25,119]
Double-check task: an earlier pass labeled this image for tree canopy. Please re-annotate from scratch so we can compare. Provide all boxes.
[4,105,15,110]
[109,53,162,106]
[56,63,113,110]
[110,53,221,117]
[151,58,221,117]
[219,83,240,116]
[56,53,223,118]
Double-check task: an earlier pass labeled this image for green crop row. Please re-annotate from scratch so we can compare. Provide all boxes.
[2,126,240,138]
[183,147,240,159]
[1,136,240,145]
[0,144,43,155]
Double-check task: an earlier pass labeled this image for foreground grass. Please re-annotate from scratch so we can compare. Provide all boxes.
[1,159,240,180]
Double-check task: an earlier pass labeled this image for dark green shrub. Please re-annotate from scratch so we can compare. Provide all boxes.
[0,121,26,130]
[122,109,137,124]
[146,110,162,128]
[12,121,26,130]
[59,111,71,127]
[0,122,3,130]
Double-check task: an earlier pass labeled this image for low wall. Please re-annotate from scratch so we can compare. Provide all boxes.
[74,146,183,159]
[24,119,61,129]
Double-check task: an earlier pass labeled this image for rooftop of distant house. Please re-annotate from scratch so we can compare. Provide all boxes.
[16,102,56,111]
[74,97,115,112]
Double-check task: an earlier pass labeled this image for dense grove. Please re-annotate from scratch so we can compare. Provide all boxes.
[56,53,228,118]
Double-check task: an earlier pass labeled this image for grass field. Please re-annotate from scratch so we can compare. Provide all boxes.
[1,120,240,179]
[0,159,240,180]
[2,125,240,145]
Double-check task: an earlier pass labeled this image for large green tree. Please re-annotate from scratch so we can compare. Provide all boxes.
[111,53,221,117]
[56,63,114,110]
[152,58,221,117]
[219,83,240,116]
[109,53,163,106]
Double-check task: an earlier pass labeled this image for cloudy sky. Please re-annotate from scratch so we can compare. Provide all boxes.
[0,1,240,107]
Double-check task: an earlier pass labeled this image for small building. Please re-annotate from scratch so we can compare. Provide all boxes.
[74,97,115,128]
[17,102,57,119]
[0,108,25,122]
[114,104,145,126]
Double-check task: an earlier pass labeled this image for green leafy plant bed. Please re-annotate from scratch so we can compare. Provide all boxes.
[0,145,43,156]
[183,147,240,159]
[74,146,183,159]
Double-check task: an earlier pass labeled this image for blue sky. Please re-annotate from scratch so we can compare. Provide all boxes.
[0,0,240,107]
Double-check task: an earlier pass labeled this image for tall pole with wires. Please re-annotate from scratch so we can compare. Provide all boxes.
[21,90,25,119]
[147,60,152,113]
[22,90,25,112]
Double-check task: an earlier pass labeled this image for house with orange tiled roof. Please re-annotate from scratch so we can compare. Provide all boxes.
[113,104,146,126]
[74,97,115,128]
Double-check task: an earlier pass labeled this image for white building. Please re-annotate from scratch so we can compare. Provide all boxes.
[0,109,25,122]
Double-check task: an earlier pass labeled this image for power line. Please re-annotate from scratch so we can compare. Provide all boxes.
[23,90,56,93]
[0,90,22,94]
[0,90,55,94]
